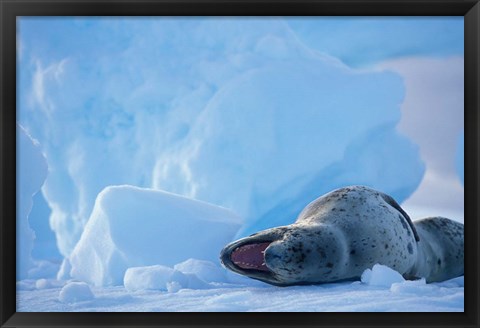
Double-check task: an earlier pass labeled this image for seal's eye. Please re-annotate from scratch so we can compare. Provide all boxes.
[231,242,271,272]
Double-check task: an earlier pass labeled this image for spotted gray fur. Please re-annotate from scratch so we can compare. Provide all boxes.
[220,186,464,286]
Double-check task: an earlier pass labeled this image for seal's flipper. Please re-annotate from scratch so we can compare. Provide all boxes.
[409,217,464,282]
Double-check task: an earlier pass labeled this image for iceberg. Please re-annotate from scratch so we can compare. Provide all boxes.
[18,17,424,260]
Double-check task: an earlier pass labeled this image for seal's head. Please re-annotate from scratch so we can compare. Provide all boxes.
[220,224,346,286]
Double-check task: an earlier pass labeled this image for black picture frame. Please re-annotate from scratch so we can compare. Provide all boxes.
[1,0,478,327]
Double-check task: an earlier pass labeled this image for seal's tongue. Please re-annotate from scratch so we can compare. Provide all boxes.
[231,242,271,271]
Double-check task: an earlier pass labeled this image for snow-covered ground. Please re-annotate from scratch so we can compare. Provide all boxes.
[17,265,464,312]
[16,17,464,312]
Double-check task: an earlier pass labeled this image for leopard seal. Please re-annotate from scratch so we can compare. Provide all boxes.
[220,185,464,286]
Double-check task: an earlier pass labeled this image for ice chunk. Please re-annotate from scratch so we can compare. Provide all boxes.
[124,265,210,292]
[174,259,226,283]
[17,124,48,280]
[361,264,405,287]
[59,282,94,303]
[124,265,184,292]
[69,185,242,286]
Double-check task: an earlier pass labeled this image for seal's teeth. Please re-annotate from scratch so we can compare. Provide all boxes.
[230,242,271,272]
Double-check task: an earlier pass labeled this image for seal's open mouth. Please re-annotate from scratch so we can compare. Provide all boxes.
[231,242,271,272]
[221,235,291,285]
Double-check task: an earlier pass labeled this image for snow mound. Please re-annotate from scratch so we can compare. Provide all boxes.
[124,265,210,293]
[59,282,94,303]
[69,185,242,286]
[361,264,405,287]
[174,259,226,283]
